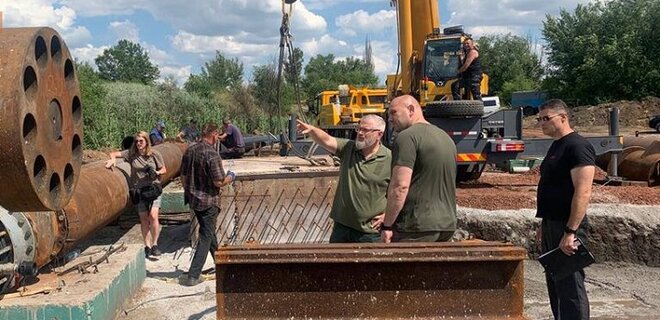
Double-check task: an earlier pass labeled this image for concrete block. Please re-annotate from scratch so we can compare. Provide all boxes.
[0,244,146,320]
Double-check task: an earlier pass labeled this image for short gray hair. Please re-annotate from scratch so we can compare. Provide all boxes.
[539,99,569,114]
[360,114,386,132]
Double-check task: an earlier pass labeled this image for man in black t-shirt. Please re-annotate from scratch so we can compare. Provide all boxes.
[536,99,595,320]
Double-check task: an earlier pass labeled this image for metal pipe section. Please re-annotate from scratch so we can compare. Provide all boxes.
[0,27,83,212]
[609,107,621,177]
[0,143,186,293]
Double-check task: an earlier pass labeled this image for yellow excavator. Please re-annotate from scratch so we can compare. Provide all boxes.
[312,85,388,138]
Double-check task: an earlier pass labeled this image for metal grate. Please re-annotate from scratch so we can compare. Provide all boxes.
[216,179,336,245]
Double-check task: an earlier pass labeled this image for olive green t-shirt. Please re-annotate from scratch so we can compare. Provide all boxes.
[329,139,391,234]
[391,123,457,232]
[120,150,165,188]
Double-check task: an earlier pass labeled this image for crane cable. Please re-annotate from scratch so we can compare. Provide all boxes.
[276,1,322,165]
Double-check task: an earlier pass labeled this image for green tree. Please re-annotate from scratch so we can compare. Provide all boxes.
[284,47,304,86]
[184,51,244,97]
[302,54,378,98]
[477,34,543,103]
[542,0,660,103]
[94,39,160,84]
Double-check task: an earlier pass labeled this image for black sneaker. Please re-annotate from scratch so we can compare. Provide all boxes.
[180,276,203,287]
[144,246,151,258]
[150,245,162,257]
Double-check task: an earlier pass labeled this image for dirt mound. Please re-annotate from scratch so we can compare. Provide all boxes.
[571,96,660,128]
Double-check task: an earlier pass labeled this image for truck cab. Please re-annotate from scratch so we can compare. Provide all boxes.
[511,90,548,116]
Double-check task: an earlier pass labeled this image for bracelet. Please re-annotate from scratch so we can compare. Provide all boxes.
[564,226,577,234]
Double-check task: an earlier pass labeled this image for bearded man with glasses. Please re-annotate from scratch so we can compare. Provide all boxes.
[297,115,391,243]
[535,99,595,319]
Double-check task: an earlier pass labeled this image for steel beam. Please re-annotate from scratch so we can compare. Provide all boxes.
[216,242,527,319]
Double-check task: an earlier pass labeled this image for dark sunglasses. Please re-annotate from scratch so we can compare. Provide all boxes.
[536,114,565,122]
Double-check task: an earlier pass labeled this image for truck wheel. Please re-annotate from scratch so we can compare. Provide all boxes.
[424,100,484,118]
[656,123,660,133]
[523,106,536,116]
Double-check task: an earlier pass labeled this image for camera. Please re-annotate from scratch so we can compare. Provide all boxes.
[145,165,158,179]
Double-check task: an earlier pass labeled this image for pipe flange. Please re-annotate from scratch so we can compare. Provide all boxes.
[0,27,83,212]
[0,207,37,293]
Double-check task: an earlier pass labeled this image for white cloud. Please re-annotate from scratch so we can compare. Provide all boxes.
[367,40,396,81]
[172,31,273,56]
[300,34,349,58]
[0,1,91,47]
[335,9,395,37]
[70,44,109,65]
[158,65,192,86]
[58,0,143,17]
[109,20,140,42]
[446,0,594,37]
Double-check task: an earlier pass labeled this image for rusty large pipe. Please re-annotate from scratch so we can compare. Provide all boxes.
[0,27,83,212]
[0,143,186,292]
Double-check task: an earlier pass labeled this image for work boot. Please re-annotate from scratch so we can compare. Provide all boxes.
[144,246,150,258]
[150,245,162,257]
[180,276,203,287]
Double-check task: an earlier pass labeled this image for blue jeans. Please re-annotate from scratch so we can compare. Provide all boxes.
[188,206,219,279]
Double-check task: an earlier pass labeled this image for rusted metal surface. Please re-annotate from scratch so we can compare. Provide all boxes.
[0,27,82,212]
[218,175,336,245]
[216,242,527,319]
[0,143,186,289]
[596,136,660,186]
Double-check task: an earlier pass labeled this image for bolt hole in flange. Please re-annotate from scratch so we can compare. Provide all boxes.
[72,134,82,158]
[64,58,74,81]
[49,99,63,141]
[33,155,47,181]
[72,96,82,123]
[22,113,38,142]
[35,36,48,68]
[23,66,38,101]
[49,173,61,200]
[63,163,75,193]
[50,35,62,61]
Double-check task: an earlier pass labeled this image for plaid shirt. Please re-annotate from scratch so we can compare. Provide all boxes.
[180,141,225,211]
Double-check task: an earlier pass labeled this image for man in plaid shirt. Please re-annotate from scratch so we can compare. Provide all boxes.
[180,123,236,286]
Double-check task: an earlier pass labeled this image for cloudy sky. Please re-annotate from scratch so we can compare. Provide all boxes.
[0,0,592,85]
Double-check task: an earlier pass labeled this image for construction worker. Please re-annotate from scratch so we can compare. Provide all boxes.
[452,38,482,100]
[536,99,594,319]
[218,118,245,159]
[297,115,391,243]
[381,95,457,243]
[150,120,166,146]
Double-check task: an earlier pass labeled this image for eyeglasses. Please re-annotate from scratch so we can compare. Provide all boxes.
[536,114,565,122]
[136,139,146,144]
[355,128,381,134]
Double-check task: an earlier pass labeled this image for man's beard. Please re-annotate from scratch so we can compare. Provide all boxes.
[355,136,378,150]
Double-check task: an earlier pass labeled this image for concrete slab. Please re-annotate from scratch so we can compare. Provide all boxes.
[0,227,145,320]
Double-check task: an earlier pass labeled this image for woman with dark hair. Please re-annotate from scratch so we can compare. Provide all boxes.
[105,131,167,258]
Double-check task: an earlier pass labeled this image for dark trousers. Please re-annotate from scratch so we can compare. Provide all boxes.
[329,222,380,243]
[188,206,219,279]
[451,73,482,100]
[541,218,590,320]
[393,230,455,242]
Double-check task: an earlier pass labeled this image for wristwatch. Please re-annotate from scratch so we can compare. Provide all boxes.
[380,224,394,231]
[564,226,577,235]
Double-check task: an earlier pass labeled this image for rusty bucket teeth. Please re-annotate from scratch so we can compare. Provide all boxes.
[0,27,83,212]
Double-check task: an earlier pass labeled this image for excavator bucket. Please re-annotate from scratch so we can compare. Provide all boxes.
[214,171,528,319]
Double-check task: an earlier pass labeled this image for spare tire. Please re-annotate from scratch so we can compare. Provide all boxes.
[424,100,484,118]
